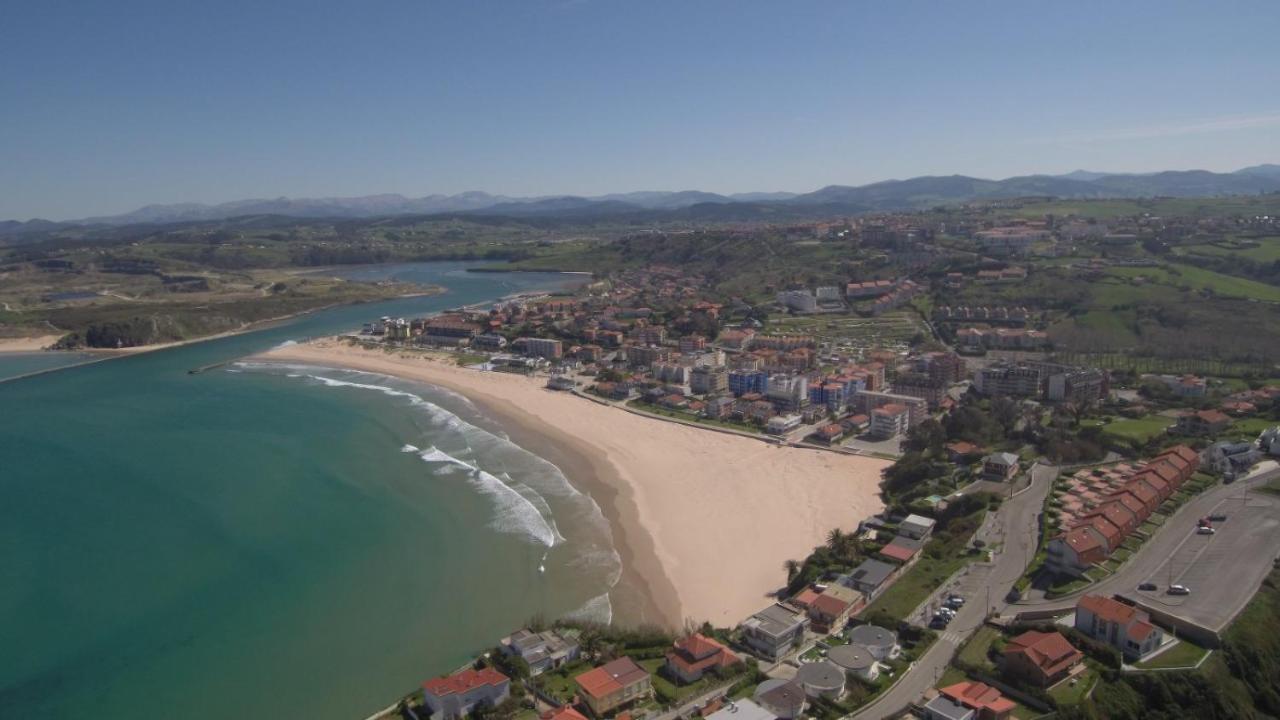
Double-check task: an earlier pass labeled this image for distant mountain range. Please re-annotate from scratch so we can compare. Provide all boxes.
[4,164,1280,234]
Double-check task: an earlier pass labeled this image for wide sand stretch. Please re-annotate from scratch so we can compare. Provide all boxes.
[0,334,63,353]
[259,339,888,629]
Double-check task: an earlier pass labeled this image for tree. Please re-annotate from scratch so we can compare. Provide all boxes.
[783,559,800,581]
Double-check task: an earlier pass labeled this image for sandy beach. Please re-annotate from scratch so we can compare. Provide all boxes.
[258,338,888,629]
[0,334,63,352]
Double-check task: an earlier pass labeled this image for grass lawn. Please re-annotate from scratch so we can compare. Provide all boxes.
[1134,639,1210,670]
[1049,665,1099,706]
[1099,415,1172,443]
[956,626,1001,672]
[938,665,969,687]
[1231,417,1276,436]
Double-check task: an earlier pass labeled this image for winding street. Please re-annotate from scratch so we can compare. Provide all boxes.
[849,462,1056,719]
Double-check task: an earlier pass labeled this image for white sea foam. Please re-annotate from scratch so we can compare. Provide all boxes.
[400,444,420,453]
[416,446,562,547]
[563,593,613,625]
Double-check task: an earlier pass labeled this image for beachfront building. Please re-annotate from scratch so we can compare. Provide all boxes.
[827,643,879,682]
[740,604,808,660]
[1075,595,1163,661]
[499,629,580,676]
[421,667,511,720]
[869,404,910,439]
[574,657,653,717]
[842,559,897,601]
[691,366,729,395]
[898,514,936,540]
[664,633,740,684]
[728,369,769,396]
[518,337,564,360]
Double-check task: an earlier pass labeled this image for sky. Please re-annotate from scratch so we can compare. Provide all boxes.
[3,0,1279,220]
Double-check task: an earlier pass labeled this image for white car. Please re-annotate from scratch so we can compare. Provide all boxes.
[1196,526,1216,535]
[1168,584,1191,596]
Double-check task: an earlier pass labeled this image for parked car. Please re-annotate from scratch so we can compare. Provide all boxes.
[1168,584,1191,596]
[946,595,966,606]
[1196,526,1216,535]
[1208,513,1227,522]
[929,617,948,630]
[1197,518,1212,528]
[1138,582,1158,591]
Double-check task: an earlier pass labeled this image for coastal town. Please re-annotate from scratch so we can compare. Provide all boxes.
[316,205,1280,720]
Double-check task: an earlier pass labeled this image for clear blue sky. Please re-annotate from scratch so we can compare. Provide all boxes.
[3,0,1279,220]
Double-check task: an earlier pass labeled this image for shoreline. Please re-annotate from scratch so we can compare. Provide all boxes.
[0,289,446,386]
[256,338,889,629]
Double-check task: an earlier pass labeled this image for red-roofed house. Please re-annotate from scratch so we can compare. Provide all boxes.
[1045,525,1108,578]
[665,634,740,684]
[422,667,511,719]
[1176,409,1231,437]
[544,707,591,720]
[938,681,1016,719]
[805,585,864,634]
[1075,595,1164,660]
[575,657,652,716]
[1003,630,1084,687]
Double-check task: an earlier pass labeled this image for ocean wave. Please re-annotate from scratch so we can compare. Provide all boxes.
[400,444,420,453]
[563,593,613,626]
[417,446,562,547]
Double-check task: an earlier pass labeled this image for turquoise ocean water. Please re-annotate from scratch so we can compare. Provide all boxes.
[0,264,620,720]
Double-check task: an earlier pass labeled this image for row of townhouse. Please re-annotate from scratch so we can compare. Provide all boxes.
[956,327,1049,351]
[1046,446,1200,577]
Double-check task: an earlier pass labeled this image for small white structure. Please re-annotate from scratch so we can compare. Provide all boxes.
[898,514,936,540]
[767,414,803,435]
[705,699,778,720]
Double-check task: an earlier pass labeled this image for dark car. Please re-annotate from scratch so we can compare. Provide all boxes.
[1138,582,1158,591]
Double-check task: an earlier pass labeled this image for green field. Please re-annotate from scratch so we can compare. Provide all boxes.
[1178,237,1280,263]
[1105,264,1280,302]
[1095,415,1172,443]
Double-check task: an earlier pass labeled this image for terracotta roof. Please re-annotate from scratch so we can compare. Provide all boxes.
[543,706,590,720]
[1005,630,1083,676]
[1078,594,1138,624]
[940,681,1017,714]
[576,657,649,699]
[423,667,509,697]
[810,593,852,618]
[1130,620,1158,642]
[792,588,820,608]
[878,543,918,563]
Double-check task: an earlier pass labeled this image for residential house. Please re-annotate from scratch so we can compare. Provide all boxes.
[945,441,982,463]
[753,679,807,720]
[1075,595,1164,661]
[898,514,937,540]
[740,604,808,660]
[421,667,511,720]
[664,633,739,684]
[574,657,653,717]
[827,643,879,682]
[935,681,1016,720]
[878,535,924,565]
[842,559,897,600]
[499,629,580,676]
[704,699,778,720]
[805,585,864,634]
[1003,630,1084,687]
[1175,409,1231,437]
[981,452,1020,482]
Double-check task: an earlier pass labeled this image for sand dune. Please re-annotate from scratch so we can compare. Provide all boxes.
[0,334,63,352]
[259,338,887,628]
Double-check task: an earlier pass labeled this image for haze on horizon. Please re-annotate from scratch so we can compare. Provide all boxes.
[3,0,1279,221]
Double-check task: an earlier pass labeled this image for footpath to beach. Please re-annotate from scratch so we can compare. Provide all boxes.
[259,337,889,629]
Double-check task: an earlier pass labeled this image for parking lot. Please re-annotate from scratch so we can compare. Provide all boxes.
[1129,490,1280,630]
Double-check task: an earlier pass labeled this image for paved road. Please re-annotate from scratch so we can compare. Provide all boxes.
[1013,464,1280,629]
[848,463,1055,719]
